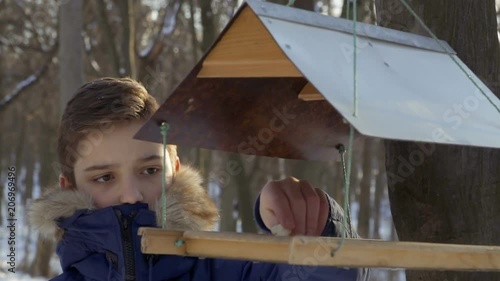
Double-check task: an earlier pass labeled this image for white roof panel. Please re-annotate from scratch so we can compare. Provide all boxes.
[251,1,500,149]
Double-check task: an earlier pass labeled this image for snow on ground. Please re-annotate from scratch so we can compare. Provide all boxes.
[0,270,47,281]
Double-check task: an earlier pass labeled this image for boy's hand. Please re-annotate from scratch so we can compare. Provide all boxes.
[259,177,329,236]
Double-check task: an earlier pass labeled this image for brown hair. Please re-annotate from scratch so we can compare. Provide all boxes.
[57,77,177,186]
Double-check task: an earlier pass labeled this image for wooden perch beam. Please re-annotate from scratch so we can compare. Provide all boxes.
[138,227,500,271]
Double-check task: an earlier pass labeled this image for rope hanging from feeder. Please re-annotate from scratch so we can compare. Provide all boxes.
[331,0,358,256]
[159,123,187,246]
[160,122,169,229]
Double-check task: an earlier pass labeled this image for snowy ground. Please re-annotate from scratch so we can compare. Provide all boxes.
[0,270,47,281]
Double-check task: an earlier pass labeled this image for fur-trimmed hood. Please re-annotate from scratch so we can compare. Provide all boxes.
[27,165,219,242]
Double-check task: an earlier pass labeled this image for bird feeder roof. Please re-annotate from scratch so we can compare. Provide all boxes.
[135,0,500,161]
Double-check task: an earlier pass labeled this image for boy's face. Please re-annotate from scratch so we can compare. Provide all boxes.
[60,121,179,209]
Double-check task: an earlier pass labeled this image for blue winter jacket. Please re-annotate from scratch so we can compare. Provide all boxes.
[49,202,360,281]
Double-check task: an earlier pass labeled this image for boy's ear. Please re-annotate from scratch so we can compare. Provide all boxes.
[59,174,73,189]
[175,157,181,172]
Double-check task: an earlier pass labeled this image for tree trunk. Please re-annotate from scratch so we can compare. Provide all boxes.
[188,0,200,63]
[95,0,120,76]
[358,138,376,237]
[373,139,385,239]
[33,2,84,276]
[231,154,258,233]
[59,0,83,109]
[293,0,315,11]
[0,119,3,223]
[118,0,136,78]
[200,0,216,53]
[342,0,374,22]
[197,149,212,187]
[22,148,34,206]
[217,152,238,232]
[291,160,321,187]
[269,0,315,10]
[376,1,500,280]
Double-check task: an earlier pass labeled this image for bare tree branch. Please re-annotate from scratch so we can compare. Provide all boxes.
[188,0,200,62]
[13,1,46,49]
[82,30,103,76]
[138,0,182,62]
[0,43,58,112]
[0,39,47,53]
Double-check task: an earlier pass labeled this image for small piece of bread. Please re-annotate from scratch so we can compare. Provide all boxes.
[270,224,291,236]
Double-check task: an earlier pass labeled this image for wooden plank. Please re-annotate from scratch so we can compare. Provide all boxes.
[298,82,324,101]
[139,227,500,271]
[140,228,290,262]
[197,6,302,78]
[290,236,500,271]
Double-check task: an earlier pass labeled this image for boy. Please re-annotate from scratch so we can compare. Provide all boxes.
[28,77,368,280]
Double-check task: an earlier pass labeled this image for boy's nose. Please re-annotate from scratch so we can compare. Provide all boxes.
[119,179,144,204]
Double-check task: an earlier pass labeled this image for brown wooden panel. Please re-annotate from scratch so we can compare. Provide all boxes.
[135,64,359,161]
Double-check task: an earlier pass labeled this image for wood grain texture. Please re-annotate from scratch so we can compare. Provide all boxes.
[135,69,357,161]
[198,6,301,78]
[139,227,500,271]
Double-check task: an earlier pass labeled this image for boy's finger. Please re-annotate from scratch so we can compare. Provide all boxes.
[282,183,306,235]
[299,181,320,235]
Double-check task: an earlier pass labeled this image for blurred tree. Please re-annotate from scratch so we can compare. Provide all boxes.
[358,138,376,238]
[294,0,316,10]
[59,0,83,108]
[376,1,500,280]
[341,0,375,22]
[200,0,217,52]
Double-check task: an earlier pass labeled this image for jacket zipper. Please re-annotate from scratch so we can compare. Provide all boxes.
[116,209,137,281]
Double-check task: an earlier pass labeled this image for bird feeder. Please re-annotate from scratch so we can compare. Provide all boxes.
[135,0,500,272]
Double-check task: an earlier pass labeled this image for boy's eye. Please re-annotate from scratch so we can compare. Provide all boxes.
[142,167,159,175]
[94,174,114,183]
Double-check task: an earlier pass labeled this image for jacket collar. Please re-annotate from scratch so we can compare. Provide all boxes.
[28,165,219,242]
[27,165,219,280]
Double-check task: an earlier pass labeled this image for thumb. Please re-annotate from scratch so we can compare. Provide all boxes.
[260,205,295,231]
[260,208,280,230]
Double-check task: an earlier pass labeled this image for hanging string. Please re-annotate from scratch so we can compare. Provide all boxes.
[287,0,296,7]
[398,0,500,115]
[160,122,169,229]
[332,0,357,256]
[344,127,355,238]
[331,125,355,256]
